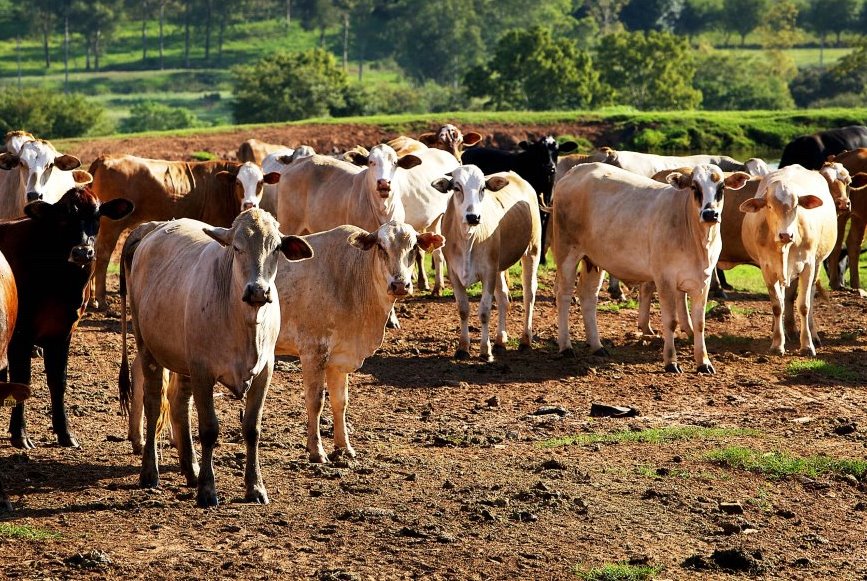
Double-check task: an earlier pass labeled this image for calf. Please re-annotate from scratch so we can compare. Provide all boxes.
[553,163,749,373]
[432,166,541,362]
[89,155,274,308]
[740,165,838,355]
[0,138,82,219]
[119,210,313,507]
[0,176,133,448]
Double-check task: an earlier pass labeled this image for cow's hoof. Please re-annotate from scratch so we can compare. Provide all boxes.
[492,343,507,355]
[334,445,356,459]
[518,342,531,352]
[196,489,219,508]
[800,347,817,357]
[11,435,35,450]
[479,353,494,363]
[57,432,80,448]
[0,496,10,512]
[455,349,471,361]
[31,346,43,359]
[664,363,683,374]
[91,298,105,311]
[710,289,728,300]
[131,442,143,456]
[557,348,575,359]
[769,346,785,356]
[812,336,822,348]
[591,347,610,358]
[308,450,329,464]
[721,283,734,291]
[139,471,159,489]
[430,287,441,297]
[697,363,715,375]
[244,487,269,505]
[184,473,199,488]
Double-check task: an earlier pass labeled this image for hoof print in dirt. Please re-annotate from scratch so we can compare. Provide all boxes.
[682,548,765,574]
[64,550,112,571]
[318,568,360,581]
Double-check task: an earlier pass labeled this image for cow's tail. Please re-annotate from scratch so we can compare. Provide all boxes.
[118,237,131,415]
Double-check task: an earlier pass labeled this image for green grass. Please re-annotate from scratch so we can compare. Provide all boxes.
[0,522,61,541]
[707,446,867,480]
[718,47,853,68]
[786,358,859,382]
[540,426,758,448]
[576,563,662,581]
[598,298,639,313]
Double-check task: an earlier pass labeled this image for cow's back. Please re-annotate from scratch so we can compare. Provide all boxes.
[488,173,540,271]
[277,155,362,234]
[401,148,458,230]
[718,178,761,266]
[780,126,867,170]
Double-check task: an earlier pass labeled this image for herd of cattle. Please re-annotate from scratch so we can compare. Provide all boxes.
[0,123,866,510]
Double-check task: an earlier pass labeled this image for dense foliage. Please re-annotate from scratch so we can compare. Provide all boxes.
[0,89,105,138]
[119,101,203,133]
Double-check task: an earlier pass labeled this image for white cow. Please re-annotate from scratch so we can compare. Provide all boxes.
[0,139,81,219]
[260,146,316,215]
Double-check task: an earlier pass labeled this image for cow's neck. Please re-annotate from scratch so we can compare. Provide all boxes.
[680,191,721,272]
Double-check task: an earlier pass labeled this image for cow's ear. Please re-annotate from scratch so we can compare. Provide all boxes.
[216,170,237,183]
[798,194,824,209]
[724,171,751,191]
[739,198,767,213]
[851,172,867,189]
[485,175,509,192]
[462,132,482,147]
[277,154,293,165]
[344,151,368,166]
[398,154,422,170]
[431,177,453,193]
[203,226,232,246]
[54,154,81,171]
[0,153,20,170]
[558,141,578,154]
[72,169,93,186]
[24,200,57,221]
[263,172,281,185]
[281,235,313,261]
[348,229,378,251]
[417,232,445,252]
[418,132,437,146]
[99,198,135,221]
[518,141,530,150]
[666,171,691,190]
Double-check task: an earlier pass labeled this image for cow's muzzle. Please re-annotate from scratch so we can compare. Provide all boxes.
[836,198,851,213]
[26,191,42,203]
[700,209,720,223]
[242,283,272,306]
[242,202,257,211]
[376,180,391,197]
[388,280,411,297]
[465,214,481,226]
[69,245,95,265]
[778,232,793,244]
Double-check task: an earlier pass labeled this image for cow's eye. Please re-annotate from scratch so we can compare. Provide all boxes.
[233,245,243,254]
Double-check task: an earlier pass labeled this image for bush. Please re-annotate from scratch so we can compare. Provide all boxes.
[0,88,105,139]
[694,51,794,110]
[118,101,203,134]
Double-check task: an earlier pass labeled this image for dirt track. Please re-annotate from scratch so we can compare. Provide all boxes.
[1,125,866,579]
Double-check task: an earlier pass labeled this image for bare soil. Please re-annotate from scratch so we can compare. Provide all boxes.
[1,125,866,580]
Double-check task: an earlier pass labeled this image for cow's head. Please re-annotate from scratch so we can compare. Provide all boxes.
[667,164,750,224]
[217,162,278,211]
[4,130,35,156]
[204,209,312,306]
[24,172,134,267]
[818,161,852,213]
[517,136,578,204]
[419,124,482,160]
[346,144,422,199]
[432,164,510,231]
[0,139,81,204]
[739,168,826,246]
[745,157,770,177]
[349,221,444,297]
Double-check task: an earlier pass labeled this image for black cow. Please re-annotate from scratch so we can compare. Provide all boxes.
[779,125,867,170]
[462,136,578,263]
[0,181,133,449]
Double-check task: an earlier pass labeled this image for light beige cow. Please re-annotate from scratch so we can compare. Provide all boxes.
[553,162,750,373]
[432,166,541,362]
[118,210,313,507]
[0,139,81,219]
[600,146,766,178]
[739,165,838,356]
[259,146,316,215]
[236,138,305,164]
[2,130,34,155]
[389,125,482,161]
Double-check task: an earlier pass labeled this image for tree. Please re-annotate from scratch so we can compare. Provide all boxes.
[595,30,702,110]
[70,0,125,71]
[295,0,339,46]
[28,0,59,69]
[231,49,360,123]
[694,50,795,109]
[0,88,105,138]
[619,0,683,32]
[674,0,722,40]
[719,0,768,46]
[803,0,858,60]
[464,26,602,110]
[119,101,203,133]
[577,0,629,35]
[758,0,801,50]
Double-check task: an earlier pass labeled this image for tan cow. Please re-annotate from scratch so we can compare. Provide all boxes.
[389,124,481,161]
[432,166,541,362]
[237,138,298,164]
[739,165,838,355]
[826,149,867,290]
[0,139,82,219]
[2,130,35,155]
[259,146,316,215]
[553,162,750,373]
[119,211,313,507]
[89,155,277,308]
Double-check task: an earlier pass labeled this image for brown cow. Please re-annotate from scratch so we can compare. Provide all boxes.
[826,149,867,290]
[89,155,278,309]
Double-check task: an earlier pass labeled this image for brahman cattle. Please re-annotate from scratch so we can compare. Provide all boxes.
[598,146,768,178]
[826,149,867,290]
[2,130,35,155]
[0,138,82,219]
[553,162,750,373]
[432,166,541,362]
[238,138,289,164]
[259,146,315,215]
[118,210,313,507]
[390,125,481,161]
[779,125,867,170]
[739,165,838,355]
[89,155,274,308]
[0,174,133,449]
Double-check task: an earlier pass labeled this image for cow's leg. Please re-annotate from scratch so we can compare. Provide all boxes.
[709,268,728,299]
[242,362,271,504]
[326,367,355,458]
[783,281,798,342]
[431,247,444,296]
[386,307,400,329]
[191,377,220,508]
[829,213,848,289]
[657,280,681,373]
[139,350,164,488]
[493,271,510,354]
[555,251,581,354]
[808,279,821,346]
[767,280,786,355]
[415,249,430,292]
[686,284,713,373]
[637,282,655,336]
[797,263,818,356]
[846,214,866,290]
[577,263,606,356]
[452,282,472,359]
[93,220,126,310]
[607,273,624,301]
[168,373,199,487]
[677,291,694,337]
[127,355,145,455]
[302,357,328,463]
[43,336,78,448]
[479,276,496,363]
[7,337,33,449]
[519,250,540,350]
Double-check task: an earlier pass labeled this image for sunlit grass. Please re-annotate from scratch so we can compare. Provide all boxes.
[707,446,867,480]
[540,426,758,448]
[575,563,662,581]
[786,358,859,382]
[0,523,60,540]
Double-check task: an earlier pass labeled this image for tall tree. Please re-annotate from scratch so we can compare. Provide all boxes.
[803,0,858,59]
[296,0,339,46]
[29,0,59,69]
[70,0,125,71]
[673,0,722,40]
[620,0,683,32]
[719,0,769,46]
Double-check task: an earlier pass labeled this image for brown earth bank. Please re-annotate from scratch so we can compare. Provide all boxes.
[0,264,866,580]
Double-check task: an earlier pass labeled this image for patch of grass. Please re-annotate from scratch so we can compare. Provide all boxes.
[786,358,859,382]
[540,426,758,448]
[576,563,662,581]
[0,523,61,541]
[707,446,867,480]
[191,150,218,161]
[598,298,639,313]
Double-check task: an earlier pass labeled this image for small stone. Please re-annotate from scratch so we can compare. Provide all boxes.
[719,521,741,535]
[793,557,812,568]
[486,395,500,407]
[854,501,866,512]
[442,480,455,490]
[538,459,566,471]
[719,501,744,515]
[531,405,568,417]
[834,423,857,436]
[775,508,796,519]
[655,467,670,477]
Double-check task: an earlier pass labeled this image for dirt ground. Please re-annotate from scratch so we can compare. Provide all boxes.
[1,125,866,580]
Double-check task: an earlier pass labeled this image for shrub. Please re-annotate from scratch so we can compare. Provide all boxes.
[694,51,795,110]
[0,88,105,139]
[118,101,203,134]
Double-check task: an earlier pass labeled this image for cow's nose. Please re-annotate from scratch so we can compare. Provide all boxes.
[701,209,720,223]
[389,280,411,296]
[242,284,271,306]
[242,202,256,211]
[26,191,42,203]
[779,232,793,244]
[466,214,481,226]
[69,245,95,265]
[838,198,851,212]
[376,179,391,195]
